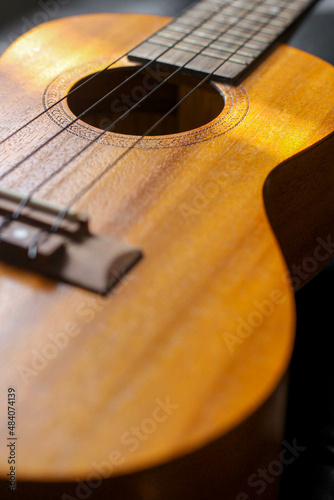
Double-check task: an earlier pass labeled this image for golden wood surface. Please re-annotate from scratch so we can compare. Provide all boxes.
[0,12,334,499]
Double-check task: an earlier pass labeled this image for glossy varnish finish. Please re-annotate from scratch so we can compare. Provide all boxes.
[0,13,334,499]
[129,0,319,80]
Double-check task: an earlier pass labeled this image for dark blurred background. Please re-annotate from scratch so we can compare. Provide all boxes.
[1,1,334,498]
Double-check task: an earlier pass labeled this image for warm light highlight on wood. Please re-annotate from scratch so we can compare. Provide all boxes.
[0,12,333,500]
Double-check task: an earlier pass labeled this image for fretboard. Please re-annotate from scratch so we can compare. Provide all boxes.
[128,0,318,81]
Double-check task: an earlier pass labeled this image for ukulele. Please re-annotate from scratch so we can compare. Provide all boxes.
[1,0,334,499]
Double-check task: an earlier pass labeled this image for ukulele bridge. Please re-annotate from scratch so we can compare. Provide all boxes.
[0,188,142,294]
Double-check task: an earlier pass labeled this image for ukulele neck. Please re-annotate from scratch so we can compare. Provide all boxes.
[129,0,318,81]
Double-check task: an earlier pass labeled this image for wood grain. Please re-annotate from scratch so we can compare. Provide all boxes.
[0,12,333,499]
[128,0,318,81]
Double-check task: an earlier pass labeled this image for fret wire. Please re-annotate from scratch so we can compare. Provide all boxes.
[15,1,257,228]
[50,0,282,228]
[129,0,318,81]
[0,1,204,148]
[0,0,227,187]
[3,0,243,219]
[194,30,221,39]
[158,31,182,41]
[65,0,312,222]
[0,0,318,230]
[187,34,213,43]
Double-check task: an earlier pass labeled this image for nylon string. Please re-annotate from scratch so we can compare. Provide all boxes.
[0,0,289,255]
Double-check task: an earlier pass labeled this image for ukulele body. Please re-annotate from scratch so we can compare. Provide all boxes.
[0,13,334,499]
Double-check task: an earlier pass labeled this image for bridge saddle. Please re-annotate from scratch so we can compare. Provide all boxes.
[0,188,142,294]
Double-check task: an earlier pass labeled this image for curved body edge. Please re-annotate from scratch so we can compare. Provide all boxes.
[0,12,333,499]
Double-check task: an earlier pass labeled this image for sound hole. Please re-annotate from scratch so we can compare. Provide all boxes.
[67,66,225,136]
